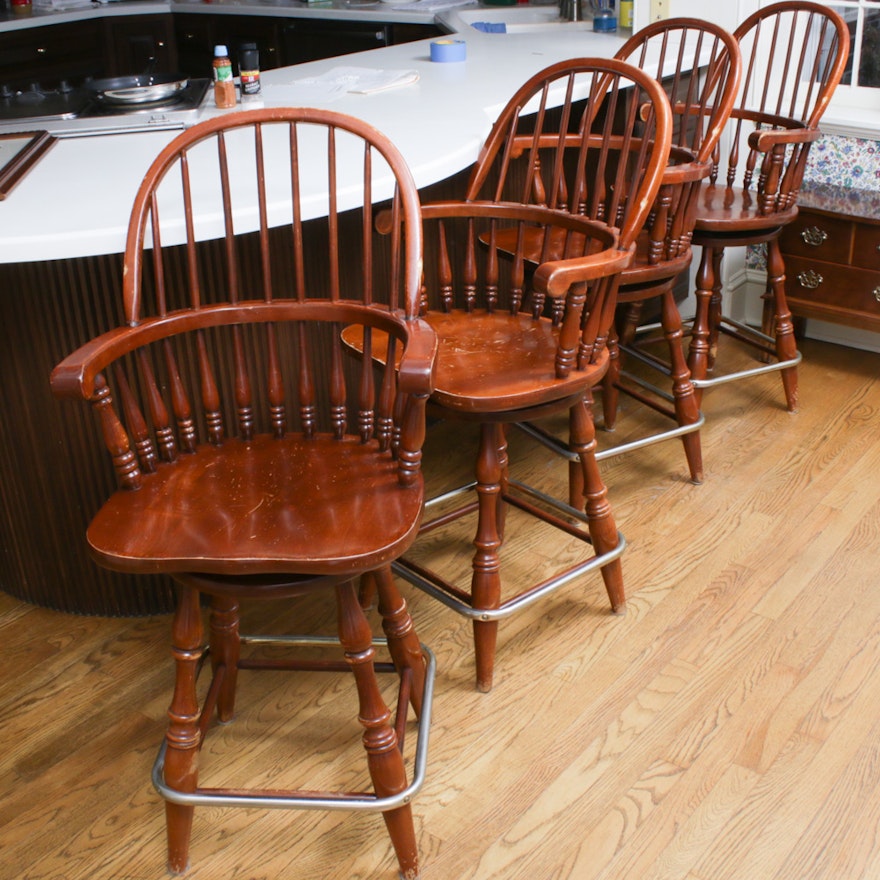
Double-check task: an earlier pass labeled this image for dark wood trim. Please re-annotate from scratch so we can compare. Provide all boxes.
[0,131,56,201]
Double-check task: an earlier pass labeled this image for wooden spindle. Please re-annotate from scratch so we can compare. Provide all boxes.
[196,332,223,445]
[437,221,453,312]
[358,326,376,443]
[463,220,476,312]
[484,220,498,314]
[138,347,177,462]
[297,323,316,438]
[163,338,196,453]
[91,373,142,490]
[265,324,286,438]
[378,336,397,453]
[113,361,157,474]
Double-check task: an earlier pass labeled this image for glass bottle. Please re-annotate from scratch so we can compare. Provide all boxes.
[213,44,236,109]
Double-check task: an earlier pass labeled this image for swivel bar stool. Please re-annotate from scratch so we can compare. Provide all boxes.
[51,108,437,879]
[686,2,849,412]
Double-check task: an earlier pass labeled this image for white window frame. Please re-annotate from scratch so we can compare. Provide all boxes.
[801,0,880,136]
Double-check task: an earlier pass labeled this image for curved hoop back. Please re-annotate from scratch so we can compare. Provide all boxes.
[464,57,673,251]
[616,18,742,165]
[734,1,849,130]
[122,107,424,327]
[717,1,850,206]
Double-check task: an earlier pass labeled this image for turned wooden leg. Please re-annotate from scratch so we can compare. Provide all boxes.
[374,566,427,718]
[496,425,509,544]
[601,326,621,432]
[209,595,240,723]
[688,245,716,408]
[766,238,799,412]
[569,399,625,614]
[661,289,703,484]
[618,301,645,348]
[164,585,204,875]
[358,571,378,611]
[706,248,725,371]
[336,580,420,880]
[470,421,505,693]
[566,391,591,512]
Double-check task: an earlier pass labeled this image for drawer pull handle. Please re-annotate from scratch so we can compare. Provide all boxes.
[801,226,829,247]
[874,287,880,303]
[797,269,823,290]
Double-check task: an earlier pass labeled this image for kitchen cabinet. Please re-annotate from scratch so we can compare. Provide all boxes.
[779,186,880,335]
[281,19,441,65]
[0,20,104,89]
[0,14,177,89]
[103,13,178,77]
[174,13,282,78]
[0,11,441,89]
[282,18,392,64]
[175,13,441,77]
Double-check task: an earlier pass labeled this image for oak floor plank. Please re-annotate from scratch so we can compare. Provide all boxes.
[779,710,880,880]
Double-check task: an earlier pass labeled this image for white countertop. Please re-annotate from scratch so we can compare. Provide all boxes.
[0,4,629,263]
[0,0,168,30]
[170,0,441,26]
[0,0,442,32]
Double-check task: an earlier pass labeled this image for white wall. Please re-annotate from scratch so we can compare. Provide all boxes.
[632,0,754,32]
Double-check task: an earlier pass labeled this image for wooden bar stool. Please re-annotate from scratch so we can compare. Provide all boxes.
[346,60,673,692]
[507,22,741,491]
[50,108,437,879]
[686,2,850,411]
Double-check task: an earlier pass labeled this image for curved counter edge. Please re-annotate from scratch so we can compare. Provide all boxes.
[0,21,627,264]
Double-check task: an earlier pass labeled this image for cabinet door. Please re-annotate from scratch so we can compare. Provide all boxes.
[391,23,444,44]
[0,20,104,89]
[174,14,282,78]
[103,14,178,77]
[174,14,215,80]
[213,16,283,73]
[281,19,391,65]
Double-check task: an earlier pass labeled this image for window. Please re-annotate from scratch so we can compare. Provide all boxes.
[821,1,880,112]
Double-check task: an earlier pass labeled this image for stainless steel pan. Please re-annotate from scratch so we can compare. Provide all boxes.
[86,72,189,105]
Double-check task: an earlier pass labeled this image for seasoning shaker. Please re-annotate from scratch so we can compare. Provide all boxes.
[213,44,236,109]
[239,42,261,102]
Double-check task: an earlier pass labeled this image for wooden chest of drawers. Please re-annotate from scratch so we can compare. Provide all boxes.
[780,186,880,333]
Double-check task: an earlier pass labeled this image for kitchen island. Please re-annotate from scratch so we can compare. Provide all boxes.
[0,5,628,614]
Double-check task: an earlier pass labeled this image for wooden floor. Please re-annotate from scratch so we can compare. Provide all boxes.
[3,336,880,880]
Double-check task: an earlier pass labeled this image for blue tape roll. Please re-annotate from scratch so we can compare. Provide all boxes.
[431,39,467,63]
[592,12,617,32]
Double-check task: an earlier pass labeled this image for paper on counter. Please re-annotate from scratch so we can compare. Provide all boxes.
[265,67,419,103]
[341,67,420,95]
[389,0,478,11]
[33,0,100,9]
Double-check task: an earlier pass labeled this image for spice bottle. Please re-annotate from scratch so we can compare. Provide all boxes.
[213,45,236,109]
[239,42,261,102]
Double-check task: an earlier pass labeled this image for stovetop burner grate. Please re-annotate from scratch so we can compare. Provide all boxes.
[85,80,211,117]
[0,79,211,136]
